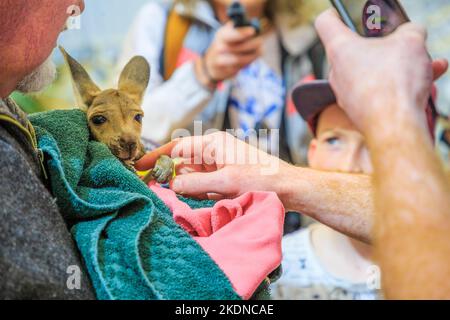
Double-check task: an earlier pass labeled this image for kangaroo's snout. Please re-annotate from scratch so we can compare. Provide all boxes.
[118,137,138,160]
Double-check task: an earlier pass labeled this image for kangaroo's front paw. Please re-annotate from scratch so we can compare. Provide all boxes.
[150,155,175,184]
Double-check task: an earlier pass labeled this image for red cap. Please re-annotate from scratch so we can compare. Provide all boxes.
[292,80,336,135]
[292,80,438,139]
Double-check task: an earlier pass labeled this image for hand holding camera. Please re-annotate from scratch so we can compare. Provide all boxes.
[316,8,448,136]
[195,1,263,89]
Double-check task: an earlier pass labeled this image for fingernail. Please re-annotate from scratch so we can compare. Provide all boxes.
[171,178,181,192]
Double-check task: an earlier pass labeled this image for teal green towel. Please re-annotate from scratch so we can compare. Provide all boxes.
[30,109,240,300]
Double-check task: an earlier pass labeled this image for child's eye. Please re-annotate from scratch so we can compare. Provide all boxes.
[134,114,143,123]
[91,115,107,125]
[325,137,340,146]
[441,129,450,148]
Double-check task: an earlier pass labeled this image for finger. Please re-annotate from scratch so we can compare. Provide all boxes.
[186,193,211,201]
[176,162,220,176]
[432,59,449,81]
[176,163,205,175]
[315,8,358,50]
[219,22,257,44]
[139,132,228,172]
[216,51,260,69]
[236,50,262,68]
[395,22,427,41]
[180,192,225,201]
[170,135,220,166]
[224,35,263,54]
[206,193,226,201]
[170,171,230,196]
[135,140,178,171]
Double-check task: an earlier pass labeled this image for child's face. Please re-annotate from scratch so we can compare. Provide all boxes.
[308,104,373,174]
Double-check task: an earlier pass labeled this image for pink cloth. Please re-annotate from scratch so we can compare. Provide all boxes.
[148,183,285,299]
[176,47,199,69]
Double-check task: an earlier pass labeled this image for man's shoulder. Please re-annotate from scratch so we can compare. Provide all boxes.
[0,97,44,176]
[0,123,42,176]
[0,131,95,299]
[0,128,48,207]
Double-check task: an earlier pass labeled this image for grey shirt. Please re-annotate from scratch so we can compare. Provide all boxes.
[0,98,94,299]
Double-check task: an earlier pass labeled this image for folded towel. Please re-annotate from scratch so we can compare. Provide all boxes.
[149,183,285,299]
[29,109,241,300]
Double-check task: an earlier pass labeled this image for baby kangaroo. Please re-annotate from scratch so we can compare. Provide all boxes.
[60,47,174,183]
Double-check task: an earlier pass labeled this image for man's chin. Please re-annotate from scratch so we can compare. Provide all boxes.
[16,56,57,94]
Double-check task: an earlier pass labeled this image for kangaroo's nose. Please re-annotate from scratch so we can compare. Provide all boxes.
[119,139,137,155]
[128,142,137,155]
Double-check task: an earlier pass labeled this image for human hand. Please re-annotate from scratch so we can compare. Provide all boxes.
[135,132,289,200]
[195,22,263,88]
[315,9,448,135]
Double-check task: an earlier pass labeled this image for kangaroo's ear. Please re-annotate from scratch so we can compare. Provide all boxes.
[59,46,100,109]
[118,56,150,105]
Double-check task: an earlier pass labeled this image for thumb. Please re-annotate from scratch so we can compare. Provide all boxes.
[171,171,230,197]
[315,8,358,51]
[395,22,427,41]
[432,59,449,81]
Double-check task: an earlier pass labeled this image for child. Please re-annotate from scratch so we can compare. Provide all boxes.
[271,80,381,300]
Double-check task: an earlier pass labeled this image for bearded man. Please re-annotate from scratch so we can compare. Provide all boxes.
[0,0,94,299]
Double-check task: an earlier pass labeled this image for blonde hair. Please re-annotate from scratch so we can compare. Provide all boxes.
[175,0,329,26]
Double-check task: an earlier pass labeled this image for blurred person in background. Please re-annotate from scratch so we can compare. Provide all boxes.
[403,0,450,113]
[271,83,381,300]
[119,0,329,165]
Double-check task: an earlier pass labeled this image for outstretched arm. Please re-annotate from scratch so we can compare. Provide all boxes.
[279,167,373,244]
[315,9,450,299]
[136,133,374,244]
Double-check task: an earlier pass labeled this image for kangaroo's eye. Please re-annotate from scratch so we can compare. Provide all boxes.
[91,115,107,125]
[134,114,143,123]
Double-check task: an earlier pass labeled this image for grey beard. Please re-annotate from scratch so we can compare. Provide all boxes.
[16,56,57,93]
